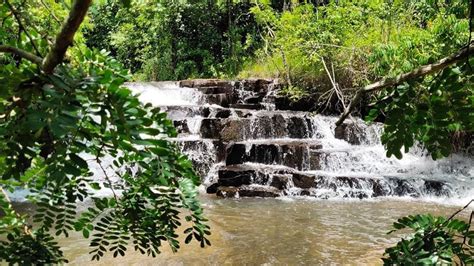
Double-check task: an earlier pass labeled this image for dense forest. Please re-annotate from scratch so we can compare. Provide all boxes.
[0,0,473,264]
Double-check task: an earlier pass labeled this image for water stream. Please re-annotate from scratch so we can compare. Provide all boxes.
[61,198,469,265]
[127,80,473,203]
[8,80,472,264]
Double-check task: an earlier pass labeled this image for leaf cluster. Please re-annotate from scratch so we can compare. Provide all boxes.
[0,1,210,263]
[383,213,474,264]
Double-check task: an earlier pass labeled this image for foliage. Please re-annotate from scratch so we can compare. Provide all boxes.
[246,0,469,87]
[247,0,473,159]
[0,0,209,263]
[85,0,263,80]
[383,213,474,264]
[366,62,473,159]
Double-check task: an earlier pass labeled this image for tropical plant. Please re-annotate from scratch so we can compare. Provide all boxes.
[0,0,209,263]
[383,201,474,265]
[85,0,263,81]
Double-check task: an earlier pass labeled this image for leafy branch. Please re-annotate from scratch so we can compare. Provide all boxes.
[0,0,91,73]
[336,41,474,126]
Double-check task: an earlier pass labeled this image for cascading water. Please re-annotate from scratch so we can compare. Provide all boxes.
[10,79,469,264]
[126,80,473,205]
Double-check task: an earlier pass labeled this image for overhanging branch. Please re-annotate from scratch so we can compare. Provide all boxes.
[0,45,43,65]
[0,0,92,74]
[41,0,92,74]
[335,42,474,126]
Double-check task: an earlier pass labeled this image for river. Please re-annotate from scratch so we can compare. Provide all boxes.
[61,196,469,265]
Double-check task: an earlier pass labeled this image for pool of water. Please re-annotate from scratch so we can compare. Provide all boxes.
[58,196,470,265]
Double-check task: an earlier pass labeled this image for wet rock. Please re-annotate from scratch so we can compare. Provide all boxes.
[229,104,263,110]
[238,186,280,198]
[271,114,287,138]
[206,183,219,194]
[292,173,316,189]
[269,175,289,190]
[218,169,254,187]
[173,120,189,134]
[240,79,273,93]
[309,151,321,170]
[389,178,419,197]
[299,190,311,196]
[343,191,369,199]
[335,123,362,145]
[336,176,361,189]
[226,143,247,165]
[287,117,311,138]
[206,93,235,107]
[179,79,233,90]
[177,139,220,178]
[274,96,318,112]
[162,106,210,120]
[253,116,273,139]
[216,185,280,198]
[249,144,280,165]
[234,109,253,118]
[215,109,232,118]
[202,107,211,117]
[244,96,261,104]
[424,180,447,197]
[372,179,390,197]
[200,119,223,139]
[216,186,238,198]
[220,119,251,142]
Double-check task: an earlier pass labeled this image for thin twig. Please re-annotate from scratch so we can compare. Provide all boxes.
[4,0,42,56]
[39,0,61,24]
[97,159,119,201]
[462,210,473,247]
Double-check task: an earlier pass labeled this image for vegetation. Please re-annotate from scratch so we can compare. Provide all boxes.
[0,0,473,264]
[0,0,209,263]
[247,0,473,159]
[383,201,474,265]
[85,1,263,80]
[85,0,473,159]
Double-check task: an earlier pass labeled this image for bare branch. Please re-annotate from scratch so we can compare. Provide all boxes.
[42,0,92,74]
[0,44,43,65]
[336,42,474,126]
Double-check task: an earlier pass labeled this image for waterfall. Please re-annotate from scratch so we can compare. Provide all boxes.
[123,80,474,204]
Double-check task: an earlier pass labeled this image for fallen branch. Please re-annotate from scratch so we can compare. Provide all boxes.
[41,0,92,74]
[336,42,474,126]
[0,45,43,65]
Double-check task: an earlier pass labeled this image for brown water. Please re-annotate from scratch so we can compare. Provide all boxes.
[57,196,471,265]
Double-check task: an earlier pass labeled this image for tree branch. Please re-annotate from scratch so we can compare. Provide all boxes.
[41,0,92,74]
[4,0,42,57]
[335,42,474,126]
[0,45,43,65]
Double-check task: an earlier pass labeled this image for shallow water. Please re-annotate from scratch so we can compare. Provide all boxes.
[61,196,471,265]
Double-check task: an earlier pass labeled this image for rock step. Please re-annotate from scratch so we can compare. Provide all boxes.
[172,139,226,177]
[179,78,274,93]
[225,140,323,171]
[210,165,452,199]
[199,116,313,141]
[161,105,257,120]
[228,104,263,110]
[179,79,234,90]
[216,185,280,198]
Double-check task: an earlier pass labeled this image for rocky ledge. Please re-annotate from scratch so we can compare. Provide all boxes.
[207,164,453,199]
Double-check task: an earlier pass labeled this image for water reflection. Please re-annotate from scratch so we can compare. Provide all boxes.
[61,197,467,265]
